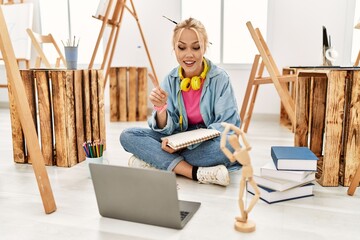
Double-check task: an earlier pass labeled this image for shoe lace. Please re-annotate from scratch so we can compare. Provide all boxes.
[198,167,219,182]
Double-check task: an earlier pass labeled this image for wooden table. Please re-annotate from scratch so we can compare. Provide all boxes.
[284,67,360,186]
[7,69,106,167]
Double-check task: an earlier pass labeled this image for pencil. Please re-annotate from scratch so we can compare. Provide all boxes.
[82,142,89,157]
[96,142,99,157]
[87,141,94,158]
[100,143,103,157]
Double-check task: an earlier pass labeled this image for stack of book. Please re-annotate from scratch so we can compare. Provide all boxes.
[247,146,318,204]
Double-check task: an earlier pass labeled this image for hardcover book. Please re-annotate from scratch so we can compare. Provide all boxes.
[161,128,220,150]
[253,169,315,192]
[247,182,314,204]
[260,161,316,183]
[271,146,318,171]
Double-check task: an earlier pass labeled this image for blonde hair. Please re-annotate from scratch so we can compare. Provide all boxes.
[172,17,209,53]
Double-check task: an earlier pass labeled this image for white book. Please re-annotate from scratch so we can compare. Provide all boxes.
[253,169,315,192]
[260,162,316,183]
[247,182,314,204]
[161,128,220,150]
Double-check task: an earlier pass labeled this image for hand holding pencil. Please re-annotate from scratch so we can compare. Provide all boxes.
[148,72,167,112]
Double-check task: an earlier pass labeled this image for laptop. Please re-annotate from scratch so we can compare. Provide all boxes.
[89,163,201,229]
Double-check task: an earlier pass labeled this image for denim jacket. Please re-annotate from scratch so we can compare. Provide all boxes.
[148,58,241,136]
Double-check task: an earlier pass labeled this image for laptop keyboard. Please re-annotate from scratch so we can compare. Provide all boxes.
[180,211,189,221]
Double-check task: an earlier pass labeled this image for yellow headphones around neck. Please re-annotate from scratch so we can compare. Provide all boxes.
[178,58,208,91]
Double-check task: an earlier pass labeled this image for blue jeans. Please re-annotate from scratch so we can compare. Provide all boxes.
[120,127,241,171]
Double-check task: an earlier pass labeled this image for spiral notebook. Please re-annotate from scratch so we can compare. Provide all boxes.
[162,128,221,150]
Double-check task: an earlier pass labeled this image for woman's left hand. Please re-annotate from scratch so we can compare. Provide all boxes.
[161,138,184,154]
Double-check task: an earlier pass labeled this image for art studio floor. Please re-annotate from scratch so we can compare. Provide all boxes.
[0,107,359,240]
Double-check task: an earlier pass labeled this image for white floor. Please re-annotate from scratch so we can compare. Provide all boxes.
[0,107,359,240]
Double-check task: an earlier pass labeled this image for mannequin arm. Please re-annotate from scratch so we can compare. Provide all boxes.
[220,123,236,162]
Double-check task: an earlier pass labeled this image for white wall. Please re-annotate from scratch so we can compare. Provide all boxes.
[230,0,356,114]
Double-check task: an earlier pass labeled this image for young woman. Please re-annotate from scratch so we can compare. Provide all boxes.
[120,17,241,186]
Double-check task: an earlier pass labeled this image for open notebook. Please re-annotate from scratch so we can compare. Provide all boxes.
[161,128,220,150]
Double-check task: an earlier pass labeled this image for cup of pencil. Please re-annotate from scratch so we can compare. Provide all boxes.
[63,36,79,70]
[83,140,106,178]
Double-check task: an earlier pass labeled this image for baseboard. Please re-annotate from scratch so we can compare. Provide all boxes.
[250,113,280,121]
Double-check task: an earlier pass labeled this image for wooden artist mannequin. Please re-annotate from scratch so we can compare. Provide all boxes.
[220,122,260,233]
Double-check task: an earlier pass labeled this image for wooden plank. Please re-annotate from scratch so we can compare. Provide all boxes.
[109,67,118,121]
[309,75,327,180]
[35,71,54,166]
[0,8,56,213]
[83,69,92,141]
[343,71,360,186]
[279,84,293,130]
[319,71,346,186]
[339,73,352,186]
[309,75,327,155]
[294,74,310,147]
[98,70,106,148]
[64,71,77,167]
[74,70,85,163]
[137,67,147,121]
[21,70,37,164]
[280,67,295,130]
[91,69,100,141]
[119,67,127,121]
[240,55,261,132]
[8,71,26,163]
[51,71,68,167]
[128,67,137,121]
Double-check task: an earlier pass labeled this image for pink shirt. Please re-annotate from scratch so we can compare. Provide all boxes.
[181,85,204,125]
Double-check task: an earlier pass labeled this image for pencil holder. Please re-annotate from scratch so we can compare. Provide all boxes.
[64,46,78,70]
[86,156,108,178]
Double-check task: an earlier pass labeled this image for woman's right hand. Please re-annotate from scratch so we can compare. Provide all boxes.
[148,72,168,108]
[149,87,168,107]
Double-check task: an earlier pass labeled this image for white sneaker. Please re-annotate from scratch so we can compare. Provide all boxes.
[197,165,230,186]
[128,155,156,169]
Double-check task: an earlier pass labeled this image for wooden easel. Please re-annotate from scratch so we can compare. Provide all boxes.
[89,0,159,86]
[354,50,360,66]
[240,21,296,132]
[0,7,56,214]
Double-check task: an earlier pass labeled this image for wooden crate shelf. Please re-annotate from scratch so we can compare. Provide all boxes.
[8,69,106,167]
[109,67,148,122]
[293,68,360,186]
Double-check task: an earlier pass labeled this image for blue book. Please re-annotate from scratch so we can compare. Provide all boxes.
[247,183,314,204]
[271,146,318,171]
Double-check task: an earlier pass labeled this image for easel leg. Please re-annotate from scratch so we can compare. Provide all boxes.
[348,164,360,196]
